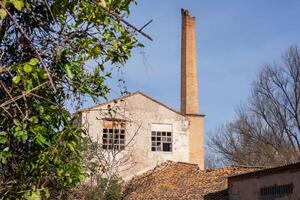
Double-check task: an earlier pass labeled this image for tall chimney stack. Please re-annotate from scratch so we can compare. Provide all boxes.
[180,9,204,170]
[181,9,199,115]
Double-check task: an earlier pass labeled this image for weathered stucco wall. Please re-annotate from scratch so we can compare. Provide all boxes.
[186,114,204,170]
[81,93,189,180]
[228,168,300,200]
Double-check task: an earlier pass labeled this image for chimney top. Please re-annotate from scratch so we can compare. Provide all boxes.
[181,8,196,19]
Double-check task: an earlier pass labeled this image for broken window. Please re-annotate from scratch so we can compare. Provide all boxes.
[151,124,173,152]
[102,120,126,151]
[151,131,172,152]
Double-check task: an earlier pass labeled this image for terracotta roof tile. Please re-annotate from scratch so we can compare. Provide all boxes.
[122,161,262,199]
[229,160,300,181]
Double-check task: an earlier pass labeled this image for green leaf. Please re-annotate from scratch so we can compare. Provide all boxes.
[12,74,21,84]
[0,147,12,164]
[0,131,7,136]
[21,133,28,142]
[29,116,39,124]
[65,65,74,79]
[25,79,33,91]
[67,143,75,152]
[28,58,39,66]
[13,118,21,127]
[68,177,72,183]
[100,0,106,7]
[37,105,45,114]
[44,188,50,199]
[23,64,32,73]
[10,0,24,11]
[36,134,50,146]
[0,9,7,19]
[92,46,101,56]
[0,136,7,144]
[25,190,41,200]
[41,72,48,79]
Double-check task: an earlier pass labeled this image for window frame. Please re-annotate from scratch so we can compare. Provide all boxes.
[151,124,173,152]
[102,119,126,151]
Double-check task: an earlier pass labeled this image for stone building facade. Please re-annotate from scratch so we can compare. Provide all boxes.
[79,9,205,179]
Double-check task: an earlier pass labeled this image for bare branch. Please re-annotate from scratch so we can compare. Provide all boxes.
[0,2,57,92]
[92,1,153,41]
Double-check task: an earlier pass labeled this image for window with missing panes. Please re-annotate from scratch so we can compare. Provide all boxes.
[151,124,172,152]
[102,120,125,150]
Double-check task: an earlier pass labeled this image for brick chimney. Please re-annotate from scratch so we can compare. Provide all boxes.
[181,9,199,115]
[180,9,204,170]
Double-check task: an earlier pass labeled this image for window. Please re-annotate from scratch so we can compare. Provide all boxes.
[260,183,294,197]
[151,124,172,152]
[102,120,125,150]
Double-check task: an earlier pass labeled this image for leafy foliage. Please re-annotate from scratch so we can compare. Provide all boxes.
[0,0,140,199]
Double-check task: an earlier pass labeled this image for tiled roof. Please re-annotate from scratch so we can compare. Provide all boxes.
[229,161,300,181]
[121,161,262,200]
[204,189,228,200]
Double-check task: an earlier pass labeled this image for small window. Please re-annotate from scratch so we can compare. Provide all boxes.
[151,125,172,152]
[102,120,126,151]
[260,183,294,197]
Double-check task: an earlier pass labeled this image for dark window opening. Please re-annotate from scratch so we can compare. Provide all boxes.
[102,124,125,151]
[163,143,172,152]
[151,131,172,152]
[260,183,294,196]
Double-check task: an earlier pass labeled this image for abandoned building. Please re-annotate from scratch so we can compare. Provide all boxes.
[78,8,300,199]
[79,9,204,179]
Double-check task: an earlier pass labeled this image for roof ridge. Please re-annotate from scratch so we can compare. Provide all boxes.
[79,91,140,112]
[228,164,267,169]
[78,91,194,117]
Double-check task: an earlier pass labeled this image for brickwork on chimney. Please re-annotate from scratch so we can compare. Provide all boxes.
[181,9,199,115]
[181,9,204,169]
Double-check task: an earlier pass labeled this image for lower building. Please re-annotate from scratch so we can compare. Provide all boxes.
[228,162,300,200]
[120,161,300,199]
[121,161,261,199]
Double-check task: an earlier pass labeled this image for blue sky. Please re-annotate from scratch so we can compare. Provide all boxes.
[83,0,300,139]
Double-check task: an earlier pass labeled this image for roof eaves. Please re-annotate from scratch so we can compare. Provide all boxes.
[136,92,185,116]
[79,91,188,117]
[228,161,300,180]
[78,91,140,113]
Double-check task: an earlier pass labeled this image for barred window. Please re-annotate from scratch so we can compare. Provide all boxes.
[151,124,172,152]
[102,120,125,150]
[260,183,294,197]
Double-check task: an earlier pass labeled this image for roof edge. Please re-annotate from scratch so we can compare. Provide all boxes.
[78,91,193,117]
[78,91,140,113]
[185,113,205,117]
[228,161,300,180]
